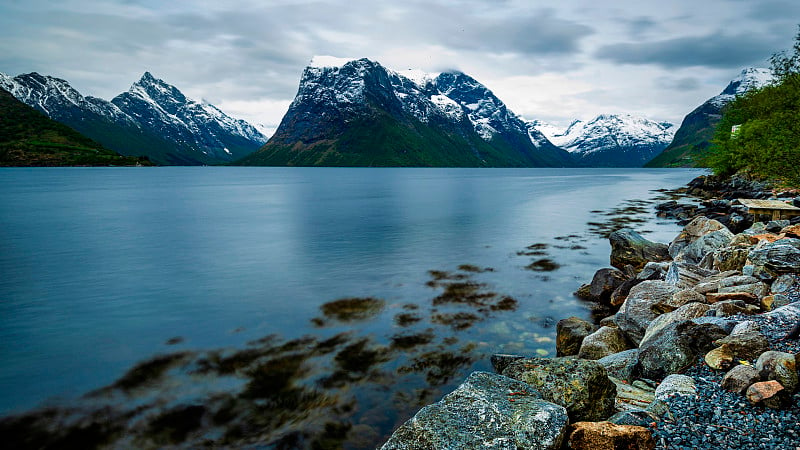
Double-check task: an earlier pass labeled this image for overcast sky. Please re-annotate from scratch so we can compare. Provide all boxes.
[1,0,798,133]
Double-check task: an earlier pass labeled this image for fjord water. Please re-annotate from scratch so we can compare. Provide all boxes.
[0,167,701,441]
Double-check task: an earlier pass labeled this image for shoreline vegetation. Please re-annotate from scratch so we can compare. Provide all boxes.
[382,173,800,449]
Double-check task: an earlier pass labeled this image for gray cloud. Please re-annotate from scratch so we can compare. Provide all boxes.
[595,31,782,69]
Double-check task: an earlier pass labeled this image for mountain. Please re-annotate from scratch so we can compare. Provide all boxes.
[238,57,574,167]
[0,72,267,165]
[0,87,150,166]
[531,114,676,167]
[645,68,773,167]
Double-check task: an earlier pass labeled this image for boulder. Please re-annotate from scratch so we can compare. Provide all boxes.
[693,270,743,293]
[609,229,670,271]
[654,289,705,314]
[675,229,734,265]
[556,317,597,357]
[704,346,733,370]
[654,374,697,401]
[575,268,629,304]
[611,378,655,410]
[690,317,738,333]
[380,371,568,450]
[567,421,655,450]
[715,331,770,361]
[664,262,717,289]
[608,410,659,428]
[501,357,616,422]
[577,326,631,360]
[668,217,727,258]
[782,224,800,239]
[745,380,789,409]
[717,275,760,289]
[771,274,797,294]
[748,238,800,275]
[596,349,639,383]
[705,292,759,305]
[730,320,761,336]
[764,302,800,322]
[755,351,798,393]
[721,364,761,394]
[707,246,750,272]
[638,321,728,380]
[709,300,758,317]
[769,294,792,309]
[766,220,790,233]
[608,263,668,307]
[640,302,710,346]
[490,354,525,374]
[615,281,680,345]
[717,282,769,299]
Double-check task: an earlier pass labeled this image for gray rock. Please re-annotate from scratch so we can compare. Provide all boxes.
[655,289,705,314]
[771,274,797,294]
[664,262,718,289]
[675,229,734,265]
[609,228,670,271]
[771,294,792,309]
[717,275,760,289]
[654,374,697,401]
[577,326,631,360]
[556,317,597,357]
[615,280,680,345]
[669,217,728,258]
[576,268,629,304]
[748,238,800,275]
[491,354,525,374]
[608,409,659,428]
[380,371,568,450]
[721,364,761,394]
[730,320,761,336]
[597,349,639,383]
[637,262,671,281]
[715,331,770,361]
[690,317,737,333]
[638,321,728,380]
[640,302,711,346]
[502,357,616,422]
[766,220,790,233]
[708,246,751,272]
[756,351,798,393]
[764,301,800,322]
[693,270,743,293]
[718,282,769,299]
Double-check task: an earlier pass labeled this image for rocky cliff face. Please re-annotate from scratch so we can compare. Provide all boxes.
[0,71,267,165]
[645,68,773,168]
[238,57,575,167]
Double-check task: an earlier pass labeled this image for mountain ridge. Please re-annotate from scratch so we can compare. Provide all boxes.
[238,57,574,167]
[0,71,267,165]
[645,68,773,168]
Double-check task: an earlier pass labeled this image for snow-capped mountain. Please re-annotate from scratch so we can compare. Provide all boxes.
[0,71,267,165]
[111,72,267,162]
[646,68,773,167]
[240,57,574,167]
[530,114,675,167]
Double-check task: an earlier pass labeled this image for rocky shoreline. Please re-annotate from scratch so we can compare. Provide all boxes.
[381,174,800,450]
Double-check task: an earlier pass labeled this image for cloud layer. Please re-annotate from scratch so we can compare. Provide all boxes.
[0,0,798,128]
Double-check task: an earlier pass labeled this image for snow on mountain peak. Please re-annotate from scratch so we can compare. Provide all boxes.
[309,55,357,69]
[711,67,773,107]
[398,69,440,88]
[530,114,675,154]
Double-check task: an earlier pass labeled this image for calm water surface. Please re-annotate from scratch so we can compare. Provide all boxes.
[0,167,702,446]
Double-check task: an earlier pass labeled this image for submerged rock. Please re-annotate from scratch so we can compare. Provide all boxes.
[380,371,568,450]
[502,357,616,422]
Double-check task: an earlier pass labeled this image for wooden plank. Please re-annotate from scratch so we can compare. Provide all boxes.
[738,199,800,211]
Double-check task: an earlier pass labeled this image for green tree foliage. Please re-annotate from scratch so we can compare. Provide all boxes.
[704,27,800,186]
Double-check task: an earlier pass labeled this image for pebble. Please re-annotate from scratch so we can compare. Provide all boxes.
[649,281,800,449]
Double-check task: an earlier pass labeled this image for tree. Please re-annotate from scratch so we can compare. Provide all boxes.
[703,27,800,186]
